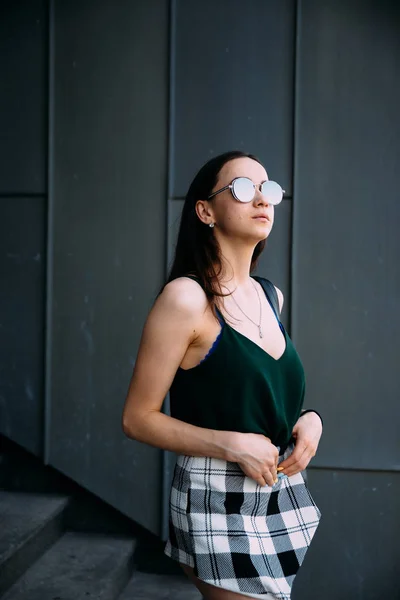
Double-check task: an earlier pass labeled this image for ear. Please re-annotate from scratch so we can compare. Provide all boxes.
[195,199,215,226]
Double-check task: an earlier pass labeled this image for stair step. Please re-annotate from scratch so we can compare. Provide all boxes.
[2,531,136,600]
[0,491,70,595]
[118,571,202,599]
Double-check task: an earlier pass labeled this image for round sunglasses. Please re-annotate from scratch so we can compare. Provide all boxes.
[208,177,285,205]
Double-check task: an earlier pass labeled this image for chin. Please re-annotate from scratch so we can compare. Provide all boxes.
[252,222,272,237]
[248,231,271,244]
[258,233,271,243]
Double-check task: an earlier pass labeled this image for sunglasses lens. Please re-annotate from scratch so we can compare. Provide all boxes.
[261,181,284,205]
[232,177,255,202]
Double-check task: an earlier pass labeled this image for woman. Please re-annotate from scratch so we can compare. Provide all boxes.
[122,150,323,600]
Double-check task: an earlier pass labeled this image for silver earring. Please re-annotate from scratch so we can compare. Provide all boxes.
[209,222,214,228]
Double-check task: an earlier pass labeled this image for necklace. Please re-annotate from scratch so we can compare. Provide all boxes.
[231,278,263,338]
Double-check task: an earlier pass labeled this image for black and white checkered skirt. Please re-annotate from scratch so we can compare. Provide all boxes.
[164,441,321,599]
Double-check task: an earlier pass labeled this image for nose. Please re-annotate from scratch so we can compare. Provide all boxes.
[254,185,270,206]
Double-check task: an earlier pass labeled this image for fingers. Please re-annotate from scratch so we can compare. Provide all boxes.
[280,447,315,477]
[255,462,277,487]
[279,441,308,471]
[257,475,275,487]
[262,470,277,487]
[283,456,311,477]
[242,438,279,488]
[239,464,275,487]
[261,459,279,487]
[257,476,272,487]
[267,451,279,486]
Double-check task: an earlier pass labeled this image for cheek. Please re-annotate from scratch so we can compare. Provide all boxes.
[215,200,242,223]
[226,207,246,224]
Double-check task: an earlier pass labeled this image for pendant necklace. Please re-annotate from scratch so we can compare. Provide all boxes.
[231,278,263,338]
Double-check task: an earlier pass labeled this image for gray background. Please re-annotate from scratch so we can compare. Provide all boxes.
[1,1,399,599]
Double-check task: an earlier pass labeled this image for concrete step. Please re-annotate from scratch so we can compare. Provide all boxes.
[0,491,70,596]
[118,571,202,599]
[2,531,136,600]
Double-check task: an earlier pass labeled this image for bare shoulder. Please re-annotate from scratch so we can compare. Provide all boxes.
[274,285,284,314]
[154,276,209,321]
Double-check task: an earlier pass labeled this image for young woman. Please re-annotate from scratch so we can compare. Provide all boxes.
[122,151,323,600]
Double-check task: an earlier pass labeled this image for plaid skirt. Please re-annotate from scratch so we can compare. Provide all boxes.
[164,441,321,599]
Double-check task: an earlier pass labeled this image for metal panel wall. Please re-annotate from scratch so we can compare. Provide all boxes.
[0,198,46,454]
[0,0,47,194]
[296,468,400,600]
[291,2,400,598]
[0,0,47,455]
[172,0,296,198]
[48,0,169,535]
[294,0,400,470]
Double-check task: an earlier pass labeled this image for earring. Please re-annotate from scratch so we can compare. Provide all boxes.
[209,222,214,228]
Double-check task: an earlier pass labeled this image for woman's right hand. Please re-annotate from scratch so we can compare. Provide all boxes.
[230,432,280,487]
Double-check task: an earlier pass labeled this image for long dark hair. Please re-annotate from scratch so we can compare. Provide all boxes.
[165,150,267,314]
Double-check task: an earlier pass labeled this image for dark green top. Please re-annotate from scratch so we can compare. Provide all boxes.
[169,276,306,448]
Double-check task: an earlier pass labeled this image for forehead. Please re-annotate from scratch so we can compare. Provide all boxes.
[218,157,268,184]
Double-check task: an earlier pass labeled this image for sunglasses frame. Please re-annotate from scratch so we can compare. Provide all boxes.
[207,177,285,205]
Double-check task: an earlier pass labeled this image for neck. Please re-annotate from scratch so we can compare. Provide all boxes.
[214,234,259,291]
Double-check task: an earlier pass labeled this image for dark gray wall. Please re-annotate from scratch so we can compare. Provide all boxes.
[0,0,47,455]
[294,0,400,471]
[292,1,400,598]
[171,0,295,198]
[0,0,47,194]
[47,0,169,534]
[298,468,400,600]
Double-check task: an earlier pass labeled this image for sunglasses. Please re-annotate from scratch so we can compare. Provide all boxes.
[208,177,285,205]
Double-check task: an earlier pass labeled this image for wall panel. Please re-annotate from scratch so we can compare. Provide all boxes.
[294,0,400,470]
[49,0,169,534]
[295,468,400,600]
[0,0,47,194]
[0,197,46,454]
[172,0,295,198]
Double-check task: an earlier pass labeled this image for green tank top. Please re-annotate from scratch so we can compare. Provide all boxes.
[169,275,306,449]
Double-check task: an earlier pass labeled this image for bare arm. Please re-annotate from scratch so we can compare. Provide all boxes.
[122,278,239,461]
[122,277,280,486]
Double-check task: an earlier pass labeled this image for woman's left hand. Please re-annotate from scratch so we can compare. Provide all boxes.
[277,412,323,477]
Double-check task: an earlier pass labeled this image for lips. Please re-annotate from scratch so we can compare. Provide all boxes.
[253,215,270,221]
